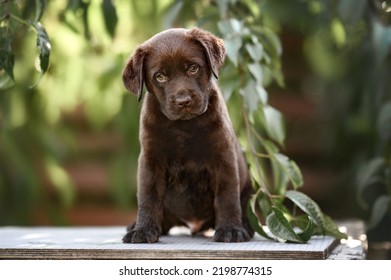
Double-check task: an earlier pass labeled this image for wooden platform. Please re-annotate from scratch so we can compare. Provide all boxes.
[0,225,361,260]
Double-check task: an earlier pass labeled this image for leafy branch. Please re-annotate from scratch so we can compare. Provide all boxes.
[0,0,50,88]
[219,0,347,243]
[0,0,119,88]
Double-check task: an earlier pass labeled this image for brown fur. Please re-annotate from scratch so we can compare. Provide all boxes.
[122,28,254,243]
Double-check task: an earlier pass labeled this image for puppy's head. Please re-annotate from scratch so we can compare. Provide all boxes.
[122,28,225,121]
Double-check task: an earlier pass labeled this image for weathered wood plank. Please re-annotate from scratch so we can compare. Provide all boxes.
[0,226,340,260]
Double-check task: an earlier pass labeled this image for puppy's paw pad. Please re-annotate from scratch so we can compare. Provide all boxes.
[122,227,160,243]
[213,226,251,242]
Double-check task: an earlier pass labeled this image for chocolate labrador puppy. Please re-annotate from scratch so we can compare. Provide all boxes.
[121,27,254,243]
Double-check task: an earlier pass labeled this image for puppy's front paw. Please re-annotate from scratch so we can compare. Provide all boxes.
[213,225,251,242]
[122,226,160,243]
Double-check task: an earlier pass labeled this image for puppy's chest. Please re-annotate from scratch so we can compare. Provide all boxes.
[151,125,218,163]
[164,164,215,218]
[155,126,219,191]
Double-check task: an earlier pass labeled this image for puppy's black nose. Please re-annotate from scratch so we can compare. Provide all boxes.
[175,95,192,108]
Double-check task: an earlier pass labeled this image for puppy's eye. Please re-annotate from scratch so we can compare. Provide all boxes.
[188,64,199,75]
[155,73,168,83]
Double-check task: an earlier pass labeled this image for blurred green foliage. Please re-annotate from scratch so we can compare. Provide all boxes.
[0,0,170,224]
[0,0,389,242]
[263,0,391,236]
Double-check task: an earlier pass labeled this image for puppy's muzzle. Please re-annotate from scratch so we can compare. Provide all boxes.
[166,90,203,120]
[174,92,194,109]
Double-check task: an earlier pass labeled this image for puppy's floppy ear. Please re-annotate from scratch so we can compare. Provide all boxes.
[188,28,225,79]
[122,47,147,102]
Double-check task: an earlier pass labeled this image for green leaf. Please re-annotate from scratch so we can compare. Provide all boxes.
[262,139,279,153]
[270,157,289,194]
[247,191,273,240]
[102,0,118,38]
[367,195,391,230]
[0,30,15,80]
[290,214,312,230]
[163,0,184,28]
[216,0,229,18]
[219,63,240,101]
[274,153,303,190]
[275,154,304,189]
[373,21,391,64]
[262,28,282,57]
[218,19,244,66]
[248,62,263,84]
[45,158,75,208]
[263,105,285,146]
[0,72,15,89]
[246,41,263,62]
[266,207,303,243]
[271,65,285,87]
[261,139,303,194]
[331,18,346,48]
[298,218,314,242]
[218,18,243,35]
[0,50,15,81]
[285,190,326,234]
[224,35,242,67]
[240,79,267,113]
[337,0,366,25]
[240,81,257,113]
[35,0,47,21]
[82,1,91,39]
[66,0,91,39]
[322,214,348,240]
[377,102,391,141]
[257,190,273,217]
[32,22,51,74]
[356,158,385,208]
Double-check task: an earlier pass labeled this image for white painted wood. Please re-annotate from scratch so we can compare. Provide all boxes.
[0,226,343,259]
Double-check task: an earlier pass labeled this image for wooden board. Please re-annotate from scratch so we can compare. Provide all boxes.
[0,226,338,260]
